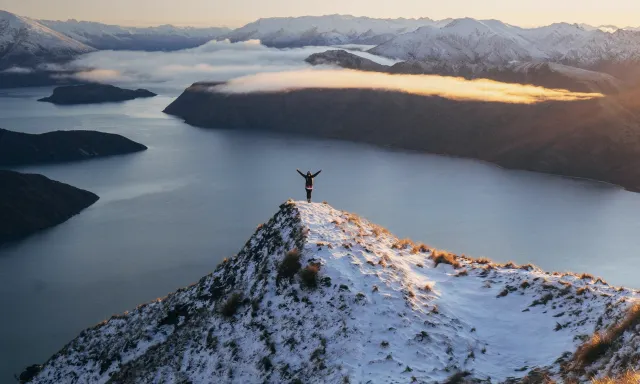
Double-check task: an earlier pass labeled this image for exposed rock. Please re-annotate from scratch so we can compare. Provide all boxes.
[0,170,99,245]
[38,84,156,105]
[0,128,147,166]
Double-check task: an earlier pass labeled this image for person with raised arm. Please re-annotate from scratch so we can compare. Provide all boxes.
[296,169,321,203]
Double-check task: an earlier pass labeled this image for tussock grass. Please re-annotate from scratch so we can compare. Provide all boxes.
[430,251,461,269]
[520,263,537,271]
[392,238,415,250]
[475,257,492,265]
[580,273,594,280]
[576,287,589,296]
[573,304,640,369]
[278,249,302,279]
[592,371,640,384]
[444,371,471,384]
[410,243,430,254]
[300,264,320,289]
[371,224,390,237]
[221,293,243,317]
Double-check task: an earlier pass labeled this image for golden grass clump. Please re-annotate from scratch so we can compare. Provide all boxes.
[430,251,461,269]
[591,371,640,384]
[580,273,594,280]
[392,238,415,250]
[371,224,390,237]
[573,304,640,369]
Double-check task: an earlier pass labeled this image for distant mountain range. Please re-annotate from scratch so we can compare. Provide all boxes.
[39,19,230,51]
[368,18,640,68]
[0,10,95,70]
[2,10,640,86]
[224,15,452,47]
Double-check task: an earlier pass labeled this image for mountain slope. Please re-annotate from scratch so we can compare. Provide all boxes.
[226,14,437,47]
[40,19,230,51]
[369,18,640,74]
[24,201,639,383]
[0,10,94,70]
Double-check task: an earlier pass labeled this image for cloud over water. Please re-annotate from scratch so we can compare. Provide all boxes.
[212,69,603,104]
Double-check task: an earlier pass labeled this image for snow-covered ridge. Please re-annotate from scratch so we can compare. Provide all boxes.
[24,201,639,383]
[225,14,441,47]
[0,10,95,69]
[40,19,230,51]
[369,18,640,67]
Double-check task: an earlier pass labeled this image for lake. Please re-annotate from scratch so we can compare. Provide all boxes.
[1,86,640,381]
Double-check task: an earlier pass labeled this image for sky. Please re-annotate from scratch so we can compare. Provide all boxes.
[1,0,639,28]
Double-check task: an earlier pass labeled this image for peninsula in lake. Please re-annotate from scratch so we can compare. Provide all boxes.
[164,80,640,192]
[0,170,99,246]
[0,128,147,166]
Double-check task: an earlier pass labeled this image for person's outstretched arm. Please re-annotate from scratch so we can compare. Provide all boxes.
[312,170,322,178]
[297,169,305,177]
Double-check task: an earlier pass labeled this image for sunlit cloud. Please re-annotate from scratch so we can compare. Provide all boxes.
[211,69,604,104]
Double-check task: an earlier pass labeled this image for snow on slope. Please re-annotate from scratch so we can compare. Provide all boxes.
[226,15,438,48]
[369,19,536,64]
[0,10,94,69]
[370,18,640,67]
[26,201,639,383]
[40,19,230,51]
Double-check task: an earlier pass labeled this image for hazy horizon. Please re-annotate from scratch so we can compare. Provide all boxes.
[1,0,639,29]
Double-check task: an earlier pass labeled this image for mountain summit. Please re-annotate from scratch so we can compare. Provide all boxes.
[0,10,94,70]
[22,201,639,383]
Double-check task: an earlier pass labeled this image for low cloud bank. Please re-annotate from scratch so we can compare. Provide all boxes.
[212,69,604,104]
[62,40,377,92]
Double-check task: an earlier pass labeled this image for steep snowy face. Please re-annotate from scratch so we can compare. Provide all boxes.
[226,15,437,47]
[370,18,640,67]
[369,19,534,63]
[25,201,639,383]
[40,19,230,51]
[0,11,94,69]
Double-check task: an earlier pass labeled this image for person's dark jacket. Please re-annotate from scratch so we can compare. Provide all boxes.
[297,169,321,189]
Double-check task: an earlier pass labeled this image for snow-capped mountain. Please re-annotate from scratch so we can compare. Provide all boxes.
[369,18,640,68]
[0,10,95,70]
[40,19,230,51]
[226,14,439,47]
[21,201,640,383]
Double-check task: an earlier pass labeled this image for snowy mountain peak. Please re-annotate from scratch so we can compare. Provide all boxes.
[23,201,640,383]
[226,15,440,47]
[370,16,640,67]
[0,10,95,70]
[38,18,230,51]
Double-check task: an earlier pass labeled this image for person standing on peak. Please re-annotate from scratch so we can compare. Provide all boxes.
[297,169,321,203]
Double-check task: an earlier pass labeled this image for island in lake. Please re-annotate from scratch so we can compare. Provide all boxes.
[38,84,156,105]
[0,170,99,246]
[0,128,147,166]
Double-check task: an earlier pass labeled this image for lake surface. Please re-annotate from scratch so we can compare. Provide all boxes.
[1,87,640,381]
